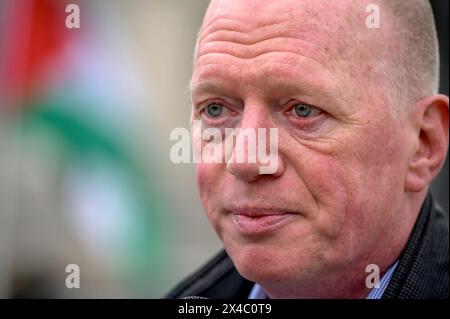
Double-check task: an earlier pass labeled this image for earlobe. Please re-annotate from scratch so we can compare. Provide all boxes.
[405,95,449,193]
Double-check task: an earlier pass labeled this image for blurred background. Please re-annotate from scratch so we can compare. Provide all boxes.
[0,0,447,298]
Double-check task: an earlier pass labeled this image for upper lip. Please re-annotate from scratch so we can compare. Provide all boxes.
[229,206,293,217]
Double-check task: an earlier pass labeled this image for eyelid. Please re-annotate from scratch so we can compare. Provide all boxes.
[285,100,321,112]
[198,100,224,110]
[283,101,324,124]
[197,100,241,126]
[197,99,239,114]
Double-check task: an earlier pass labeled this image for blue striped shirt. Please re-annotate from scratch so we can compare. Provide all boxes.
[248,261,399,299]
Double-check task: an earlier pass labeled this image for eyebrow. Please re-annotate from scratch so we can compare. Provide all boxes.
[190,71,343,108]
[190,81,234,98]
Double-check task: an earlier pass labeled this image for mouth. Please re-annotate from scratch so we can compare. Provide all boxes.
[229,207,295,235]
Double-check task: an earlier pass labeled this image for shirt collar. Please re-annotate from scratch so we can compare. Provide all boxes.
[248,261,399,299]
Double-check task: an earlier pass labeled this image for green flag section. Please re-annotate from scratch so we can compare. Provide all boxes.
[11,90,169,296]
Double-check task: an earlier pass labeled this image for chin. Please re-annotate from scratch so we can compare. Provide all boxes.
[225,242,305,284]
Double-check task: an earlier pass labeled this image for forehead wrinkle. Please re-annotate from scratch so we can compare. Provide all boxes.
[197,15,340,71]
[197,16,306,62]
[200,31,302,48]
[197,30,330,68]
[198,9,300,42]
[199,0,375,69]
[199,14,288,44]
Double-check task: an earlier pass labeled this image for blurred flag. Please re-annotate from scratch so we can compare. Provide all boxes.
[0,0,168,296]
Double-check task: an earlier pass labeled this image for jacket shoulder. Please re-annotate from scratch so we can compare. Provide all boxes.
[165,250,253,299]
[384,196,449,299]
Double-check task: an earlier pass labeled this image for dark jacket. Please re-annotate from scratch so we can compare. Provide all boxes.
[166,194,449,299]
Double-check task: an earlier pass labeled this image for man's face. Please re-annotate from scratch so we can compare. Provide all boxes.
[190,0,412,296]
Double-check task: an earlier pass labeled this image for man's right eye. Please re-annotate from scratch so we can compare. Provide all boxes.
[204,103,224,118]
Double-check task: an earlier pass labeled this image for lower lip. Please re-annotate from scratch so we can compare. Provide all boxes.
[231,213,292,235]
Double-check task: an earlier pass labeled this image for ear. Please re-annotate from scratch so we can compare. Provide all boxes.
[405,94,449,193]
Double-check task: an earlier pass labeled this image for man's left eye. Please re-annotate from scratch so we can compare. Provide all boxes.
[291,103,321,118]
[205,103,225,118]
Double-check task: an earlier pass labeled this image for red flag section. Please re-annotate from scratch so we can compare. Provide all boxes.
[1,0,77,108]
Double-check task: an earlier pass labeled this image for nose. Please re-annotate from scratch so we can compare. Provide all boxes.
[226,103,285,182]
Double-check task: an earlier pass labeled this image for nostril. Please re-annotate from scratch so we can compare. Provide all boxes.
[226,161,261,182]
[226,156,284,182]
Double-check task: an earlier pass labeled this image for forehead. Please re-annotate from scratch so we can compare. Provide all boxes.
[203,0,353,29]
[191,0,374,98]
[197,0,364,64]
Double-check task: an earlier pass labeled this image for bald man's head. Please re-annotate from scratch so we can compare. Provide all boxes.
[190,0,448,298]
[195,0,440,115]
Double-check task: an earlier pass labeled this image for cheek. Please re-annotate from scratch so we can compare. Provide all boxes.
[284,123,403,252]
[196,163,209,193]
[350,120,408,202]
[282,136,354,239]
[319,121,408,250]
[196,162,225,218]
[196,163,216,205]
[298,156,352,238]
